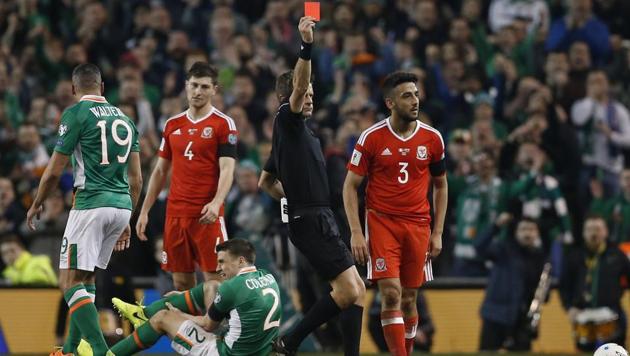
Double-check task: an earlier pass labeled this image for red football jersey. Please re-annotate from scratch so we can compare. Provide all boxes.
[347,118,445,220]
[159,108,238,217]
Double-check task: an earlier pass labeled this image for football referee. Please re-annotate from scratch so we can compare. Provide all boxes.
[258,16,365,356]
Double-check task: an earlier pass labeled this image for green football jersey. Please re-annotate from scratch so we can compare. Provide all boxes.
[213,267,281,356]
[54,95,139,210]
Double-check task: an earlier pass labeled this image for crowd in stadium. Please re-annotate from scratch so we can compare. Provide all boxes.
[2,0,630,352]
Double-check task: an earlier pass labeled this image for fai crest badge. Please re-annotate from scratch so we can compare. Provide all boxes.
[375,258,387,272]
[214,293,222,304]
[202,127,213,138]
[416,145,428,160]
[58,124,68,136]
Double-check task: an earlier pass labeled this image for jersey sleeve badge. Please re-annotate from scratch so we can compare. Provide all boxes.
[350,149,362,166]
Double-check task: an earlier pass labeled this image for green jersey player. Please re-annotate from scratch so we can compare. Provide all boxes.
[87,238,281,356]
[26,63,142,356]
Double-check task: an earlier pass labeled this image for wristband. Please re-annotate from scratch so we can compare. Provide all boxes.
[299,41,312,60]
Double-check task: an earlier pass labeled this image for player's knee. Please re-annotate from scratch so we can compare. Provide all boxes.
[150,310,167,328]
[400,293,416,314]
[381,287,402,309]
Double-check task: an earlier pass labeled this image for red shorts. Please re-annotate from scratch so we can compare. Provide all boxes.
[366,210,430,288]
[162,216,228,273]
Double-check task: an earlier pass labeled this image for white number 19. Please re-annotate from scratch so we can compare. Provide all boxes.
[97,119,132,165]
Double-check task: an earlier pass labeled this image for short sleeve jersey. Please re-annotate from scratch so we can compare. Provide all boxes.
[347,118,445,220]
[265,103,330,209]
[54,95,139,210]
[210,267,281,356]
[158,108,238,217]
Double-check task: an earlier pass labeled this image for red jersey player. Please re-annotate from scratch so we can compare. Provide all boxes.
[136,62,238,290]
[343,72,448,356]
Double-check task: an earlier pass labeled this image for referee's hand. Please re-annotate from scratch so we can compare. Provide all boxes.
[351,232,369,265]
[298,16,316,44]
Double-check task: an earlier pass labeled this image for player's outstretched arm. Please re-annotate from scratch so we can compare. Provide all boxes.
[258,170,285,201]
[136,157,171,240]
[26,152,70,231]
[430,174,448,257]
[289,16,316,114]
[343,171,368,265]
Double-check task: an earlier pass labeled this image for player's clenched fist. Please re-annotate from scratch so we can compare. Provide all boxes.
[136,213,149,241]
[298,16,316,44]
[350,231,369,265]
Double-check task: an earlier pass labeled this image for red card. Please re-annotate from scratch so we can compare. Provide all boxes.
[304,2,320,21]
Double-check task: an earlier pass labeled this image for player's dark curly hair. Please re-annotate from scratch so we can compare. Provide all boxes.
[216,238,256,264]
[186,61,219,85]
[382,71,418,99]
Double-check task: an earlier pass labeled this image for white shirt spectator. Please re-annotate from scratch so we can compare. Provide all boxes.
[489,0,549,34]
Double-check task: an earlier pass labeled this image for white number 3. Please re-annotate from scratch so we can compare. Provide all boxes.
[184,141,194,160]
[398,162,409,184]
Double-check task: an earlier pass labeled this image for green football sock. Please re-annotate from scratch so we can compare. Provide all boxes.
[62,284,96,353]
[64,284,109,356]
[144,283,205,317]
[110,322,161,355]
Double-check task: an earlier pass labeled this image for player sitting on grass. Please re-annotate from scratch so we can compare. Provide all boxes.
[78,239,281,356]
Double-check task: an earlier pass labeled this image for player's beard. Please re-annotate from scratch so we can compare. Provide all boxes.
[396,107,418,122]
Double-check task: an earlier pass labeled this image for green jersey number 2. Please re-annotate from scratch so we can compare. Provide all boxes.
[262,288,280,331]
[97,119,133,165]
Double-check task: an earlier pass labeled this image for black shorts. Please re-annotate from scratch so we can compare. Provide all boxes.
[288,207,355,280]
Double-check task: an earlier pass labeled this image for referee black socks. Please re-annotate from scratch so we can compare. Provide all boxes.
[284,293,341,350]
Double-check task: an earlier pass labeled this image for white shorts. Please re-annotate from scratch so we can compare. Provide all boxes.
[171,320,218,356]
[59,207,131,271]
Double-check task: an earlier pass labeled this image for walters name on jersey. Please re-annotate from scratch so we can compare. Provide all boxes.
[347,118,445,220]
[158,108,238,217]
[55,95,139,210]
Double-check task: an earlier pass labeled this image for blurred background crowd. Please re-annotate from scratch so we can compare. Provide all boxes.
[2,0,630,352]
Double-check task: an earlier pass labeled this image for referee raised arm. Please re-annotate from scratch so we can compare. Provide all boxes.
[258,16,366,356]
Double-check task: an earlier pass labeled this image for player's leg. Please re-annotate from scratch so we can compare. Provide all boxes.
[59,208,119,356]
[399,223,431,356]
[331,265,366,356]
[192,217,224,283]
[278,209,364,355]
[114,280,219,328]
[367,211,406,356]
[163,217,197,290]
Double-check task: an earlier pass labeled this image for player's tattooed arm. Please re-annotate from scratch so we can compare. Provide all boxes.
[127,152,142,215]
[258,170,285,201]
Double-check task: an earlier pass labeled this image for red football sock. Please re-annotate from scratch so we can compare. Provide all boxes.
[381,310,406,356]
[404,316,418,355]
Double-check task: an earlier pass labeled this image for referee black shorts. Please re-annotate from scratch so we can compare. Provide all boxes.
[287,206,355,280]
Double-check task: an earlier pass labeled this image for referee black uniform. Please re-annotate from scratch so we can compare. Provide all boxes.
[264,102,354,280]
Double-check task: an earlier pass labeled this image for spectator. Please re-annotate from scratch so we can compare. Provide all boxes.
[1,234,57,286]
[477,217,546,352]
[225,160,271,237]
[0,178,24,236]
[572,70,630,200]
[589,169,630,245]
[453,149,507,277]
[560,215,630,352]
[545,0,611,66]
[488,0,550,35]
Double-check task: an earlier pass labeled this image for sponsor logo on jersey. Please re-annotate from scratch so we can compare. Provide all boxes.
[375,258,387,271]
[161,251,167,264]
[58,124,68,136]
[202,127,213,138]
[350,149,362,166]
[172,128,182,135]
[214,292,222,304]
[399,148,410,156]
[416,145,428,160]
[381,148,392,156]
[228,133,238,145]
[188,128,198,135]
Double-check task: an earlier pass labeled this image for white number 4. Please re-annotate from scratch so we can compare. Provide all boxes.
[184,141,194,160]
[398,162,409,184]
[262,288,280,331]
